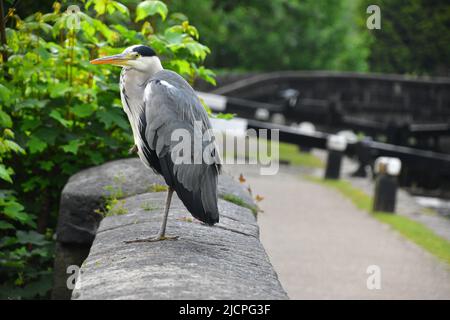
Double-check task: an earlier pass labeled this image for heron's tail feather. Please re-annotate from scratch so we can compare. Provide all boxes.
[199,165,220,224]
[173,167,219,225]
[159,154,219,225]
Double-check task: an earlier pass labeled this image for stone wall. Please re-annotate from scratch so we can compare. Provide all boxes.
[52,158,287,300]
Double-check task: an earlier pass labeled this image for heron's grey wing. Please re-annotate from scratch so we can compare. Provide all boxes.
[140,70,220,224]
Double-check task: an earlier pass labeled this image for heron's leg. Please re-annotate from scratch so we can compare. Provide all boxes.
[155,187,175,239]
[124,187,178,243]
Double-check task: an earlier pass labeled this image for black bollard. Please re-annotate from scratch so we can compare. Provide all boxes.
[372,157,401,213]
[324,135,347,180]
[325,150,343,180]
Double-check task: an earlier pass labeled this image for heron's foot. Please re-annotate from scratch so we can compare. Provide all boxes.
[124,235,179,244]
[128,145,138,154]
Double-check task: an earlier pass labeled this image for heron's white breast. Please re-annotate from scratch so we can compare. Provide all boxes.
[120,69,151,166]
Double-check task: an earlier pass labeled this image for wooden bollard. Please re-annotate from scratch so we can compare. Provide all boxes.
[324,135,347,180]
[373,157,402,213]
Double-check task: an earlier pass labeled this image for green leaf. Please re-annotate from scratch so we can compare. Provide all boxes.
[80,20,96,41]
[0,109,12,128]
[21,177,40,193]
[0,164,13,183]
[136,1,168,22]
[165,59,191,76]
[34,127,58,145]
[0,236,17,248]
[92,19,119,44]
[50,110,71,127]
[39,22,53,34]
[3,273,53,299]
[3,202,32,225]
[86,150,104,165]
[185,42,210,60]
[49,83,70,98]
[38,161,54,171]
[0,221,14,230]
[21,118,41,131]
[4,140,25,154]
[3,128,14,138]
[61,140,84,155]
[0,84,11,101]
[197,66,216,85]
[17,99,49,110]
[16,231,49,246]
[112,1,130,16]
[97,108,129,130]
[164,26,185,44]
[214,113,236,120]
[71,104,96,118]
[87,0,107,15]
[27,136,47,154]
[35,47,51,60]
[169,12,188,22]
[187,25,199,40]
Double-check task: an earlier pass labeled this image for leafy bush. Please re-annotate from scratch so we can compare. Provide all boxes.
[0,97,53,299]
[0,0,215,299]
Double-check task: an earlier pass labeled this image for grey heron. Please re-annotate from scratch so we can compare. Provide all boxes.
[91,45,221,242]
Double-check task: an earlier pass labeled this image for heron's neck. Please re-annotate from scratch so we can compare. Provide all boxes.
[146,56,164,77]
[121,69,149,88]
[120,59,163,99]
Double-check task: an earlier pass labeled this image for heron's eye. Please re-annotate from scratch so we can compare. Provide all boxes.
[133,53,140,58]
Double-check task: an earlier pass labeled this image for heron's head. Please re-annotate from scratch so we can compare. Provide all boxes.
[90,45,161,73]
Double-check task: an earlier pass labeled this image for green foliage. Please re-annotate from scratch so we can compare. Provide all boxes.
[0,229,54,299]
[8,0,448,76]
[136,1,168,22]
[0,81,53,299]
[95,175,127,217]
[167,0,370,72]
[95,196,128,217]
[0,0,215,299]
[278,143,324,168]
[222,193,258,216]
[360,0,450,76]
[148,183,168,192]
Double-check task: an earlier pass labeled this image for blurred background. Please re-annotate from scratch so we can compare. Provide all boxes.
[12,0,450,75]
[0,0,449,299]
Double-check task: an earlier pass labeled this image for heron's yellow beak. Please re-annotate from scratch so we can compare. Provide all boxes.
[90,53,132,66]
